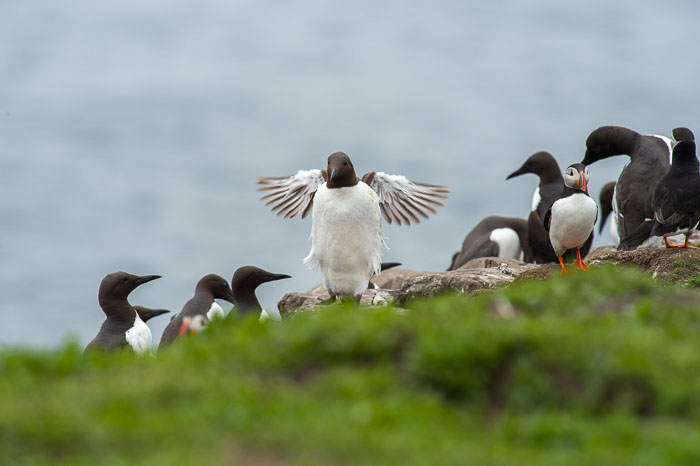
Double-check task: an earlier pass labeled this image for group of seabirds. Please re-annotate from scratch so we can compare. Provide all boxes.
[86,124,700,356]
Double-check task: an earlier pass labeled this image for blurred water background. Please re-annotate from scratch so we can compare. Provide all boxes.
[1,1,699,347]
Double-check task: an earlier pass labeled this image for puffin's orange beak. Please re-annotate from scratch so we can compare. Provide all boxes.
[580,171,587,192]
[178,317,192,336]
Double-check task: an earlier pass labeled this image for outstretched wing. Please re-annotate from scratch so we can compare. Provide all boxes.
[257,169,327,219]
[362,171,450,226]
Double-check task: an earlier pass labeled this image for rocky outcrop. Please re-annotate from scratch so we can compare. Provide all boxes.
[279,260,537,316]
[516,246,700,283]
[278,248,700,316]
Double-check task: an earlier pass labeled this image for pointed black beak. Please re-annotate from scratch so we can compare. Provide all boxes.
[265,273,292,283]
[380,262,402,271]
[134,275,161,286]
[330,168,338,180]
[133,306,170,322]
[222,289,236,304]
[506,166,525,180]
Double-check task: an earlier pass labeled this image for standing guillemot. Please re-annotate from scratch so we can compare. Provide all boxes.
[598,181,620,246]
[448,216,531,270]
[231,266,291,320]
[258,152,449,301]
[506,151,593,263]
[158,274,235,348]
[545,164,598,274]
[581,125,677,249]
[651,141,700,249]
[85,272,163,354]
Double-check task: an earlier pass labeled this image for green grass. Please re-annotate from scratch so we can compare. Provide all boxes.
[1,266,699,465]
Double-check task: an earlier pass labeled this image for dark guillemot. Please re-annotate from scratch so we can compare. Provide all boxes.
[231,266,291,320]
[506,151,593,263]
[85,272,163,354]
[158,274,235,348]
[651,140,700,249]
[448,216,531,270]
[545,164,598,274]
[581,126,686,249]
[598,181,619,245]
[258,152,449,301]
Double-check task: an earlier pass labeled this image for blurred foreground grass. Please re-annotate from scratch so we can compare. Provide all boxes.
[1,266,699,465]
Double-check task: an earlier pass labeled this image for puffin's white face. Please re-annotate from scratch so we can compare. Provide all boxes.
[564,165,589,191]
[178,315,209,336]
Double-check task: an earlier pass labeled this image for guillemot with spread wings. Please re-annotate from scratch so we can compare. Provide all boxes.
[258,152,449,301]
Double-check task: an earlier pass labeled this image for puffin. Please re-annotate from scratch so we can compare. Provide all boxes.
[85,272,164,354]
[545,163,598,274]
[506,151,593,263]
[158,274,235,348]
[258,152,449,301]
[230,266,291,320]
[448,216,531,270]
[598,181,619,246]
[651,140,700,249]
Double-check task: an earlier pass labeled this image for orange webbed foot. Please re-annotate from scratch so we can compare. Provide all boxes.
[557,256,570,275]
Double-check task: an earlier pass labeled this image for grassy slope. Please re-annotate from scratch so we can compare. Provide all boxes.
[1,266,699,465]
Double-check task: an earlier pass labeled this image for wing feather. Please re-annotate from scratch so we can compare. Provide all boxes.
[257,169,326,219]
[363,172,450,226]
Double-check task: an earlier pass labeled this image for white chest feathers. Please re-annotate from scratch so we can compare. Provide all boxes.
[549,193,598,256]
[530,187,541,212]
[489,227,523,261]
[125,312,152,355]
[304,182,385,297]
[259,308,281,321]
[207,302,226,321]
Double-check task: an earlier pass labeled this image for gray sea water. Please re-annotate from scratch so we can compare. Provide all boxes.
[2,1,699,348]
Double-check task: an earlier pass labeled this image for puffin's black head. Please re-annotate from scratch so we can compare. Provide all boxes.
[232,266,291,292]
[506,151,559,180]
[671,140,698,168]
[563,163,590,192]
[195,274,236,303]
[99,272,161,301]
[326,152,358,189]
[671,127,695,146]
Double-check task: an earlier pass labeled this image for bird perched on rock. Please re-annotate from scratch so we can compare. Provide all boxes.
[85,272,164,354]
[545,164,598,274]
[258,152,449,301]
[230,266,291,320]
[598,181,619,246]
[159,274,235,348]
[448,216,531,270]
[651,140,700,249]
[507,151,592,263]
[581,126,693,249]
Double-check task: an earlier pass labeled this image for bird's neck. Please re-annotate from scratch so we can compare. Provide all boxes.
[670,155,700,174]
[538,169,564,187]
[233,288,262,315]
[606,127,640,159]
[98,298,135,324]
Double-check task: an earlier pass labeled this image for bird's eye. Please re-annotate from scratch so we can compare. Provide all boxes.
[343,162,347,166]
[120,277,128,283]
